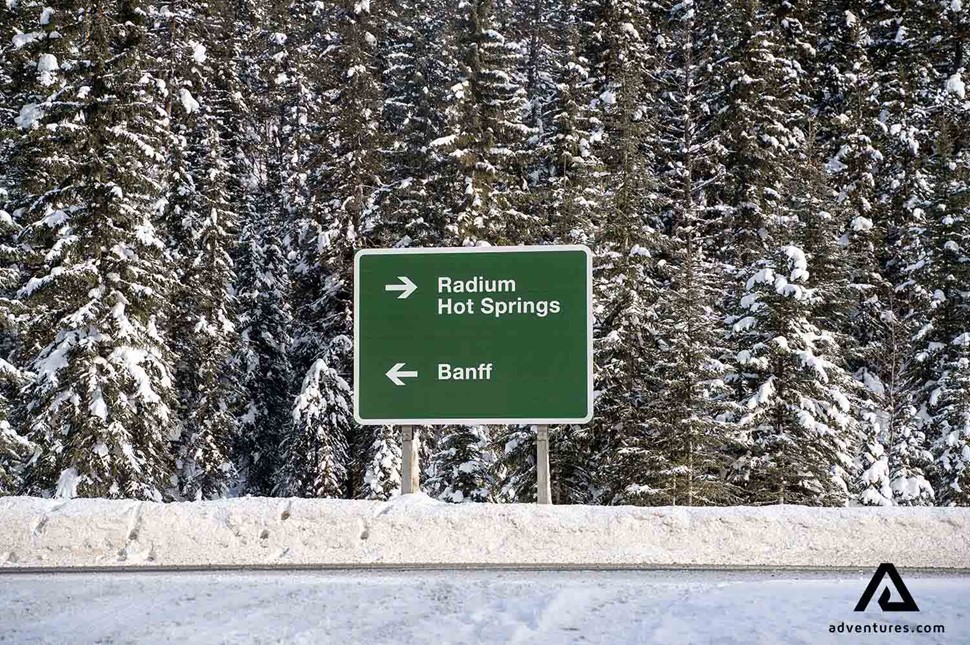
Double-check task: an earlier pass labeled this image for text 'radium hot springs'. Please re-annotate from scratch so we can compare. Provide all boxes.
[436,275,562,318]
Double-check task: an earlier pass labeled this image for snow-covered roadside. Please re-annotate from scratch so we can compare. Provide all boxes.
[1,494,968,569]
[3,570,967,644]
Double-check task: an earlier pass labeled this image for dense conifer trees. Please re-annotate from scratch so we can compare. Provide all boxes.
[7,0,179,499]
[0,0,966,506]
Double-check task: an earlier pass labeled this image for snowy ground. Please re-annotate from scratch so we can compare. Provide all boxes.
[3,495,969,569]
[0,569,967,644]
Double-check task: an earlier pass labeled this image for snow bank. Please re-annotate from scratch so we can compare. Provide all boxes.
[1,495,967,569]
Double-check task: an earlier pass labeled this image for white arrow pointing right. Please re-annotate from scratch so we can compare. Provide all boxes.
[386,362,419,386]
[384,276,418,299]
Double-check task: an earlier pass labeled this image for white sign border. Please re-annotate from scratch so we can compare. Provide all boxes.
[353,245,594,426]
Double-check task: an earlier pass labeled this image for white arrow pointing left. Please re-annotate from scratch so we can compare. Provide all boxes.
[384,276,417,299]
[386,362,419,386]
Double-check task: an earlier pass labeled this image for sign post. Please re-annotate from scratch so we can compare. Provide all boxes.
[354,245,593,499]
[401,426,419,494]
[536,425,551,504]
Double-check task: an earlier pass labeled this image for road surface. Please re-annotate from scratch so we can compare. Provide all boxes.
[1,569,967,644]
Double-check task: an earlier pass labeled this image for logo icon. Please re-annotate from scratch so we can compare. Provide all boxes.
[854,563,919,612]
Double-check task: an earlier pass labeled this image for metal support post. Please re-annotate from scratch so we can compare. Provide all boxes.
[536,425,551,504]
[401,425,420,495]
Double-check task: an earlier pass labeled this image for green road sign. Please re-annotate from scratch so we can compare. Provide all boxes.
[354,245,593,425]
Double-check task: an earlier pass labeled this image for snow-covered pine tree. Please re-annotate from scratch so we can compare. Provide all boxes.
[0,8,15,207]
[799,131,881,507]
[866,0,967,506]
[153,0,241,500]
[704,1,862,506]
[513,0,553,137]
[500,0,565,228]
[867,0,939,329]
[425,424,496,502]
[277,357,350,497]
[0,192,30,495]
[379,0,450,247]
[850,280,934,506]
[361,425,402,499]
[931,335,970,506]
[919,53,970,505]
[817,2,935,506]
[819,0,885,333]
[730,247,860,505]
[351,426,402,500]
[169,124,239,500]
[8,0,178,499]
[358,430,403,499]
[0,33,31,492]
[258,0,314,222]
[427,420,504,502]
[582,0,664,503]
[706,0,807,270]
[818,2,882,231]
[233,202,295,496]
[619,0,739,506]
[284,0,386,498]
[537,0,600,246]
[494,425,536,502]
[728,143,861,506]
[820,1,888,506]
[0,389,30,496]
[431,0,534,246]
[200,0,283,496]
[229,0,307,496]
